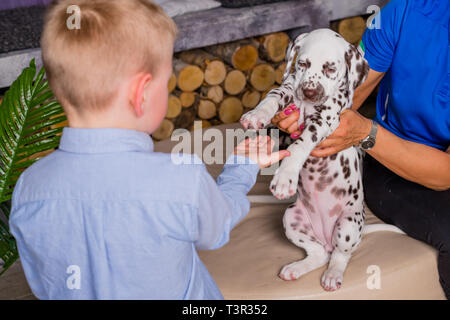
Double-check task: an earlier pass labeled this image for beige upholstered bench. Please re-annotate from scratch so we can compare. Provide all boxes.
[155,123,445,300]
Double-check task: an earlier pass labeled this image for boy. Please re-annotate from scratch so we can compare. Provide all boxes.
[9,0,289,299]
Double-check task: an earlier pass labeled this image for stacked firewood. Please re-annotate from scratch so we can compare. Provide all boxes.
[153,14,368,141]
[152,31,290,140]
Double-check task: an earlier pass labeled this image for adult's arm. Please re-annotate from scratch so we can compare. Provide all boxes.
[365,121,450,191]
[312,85,450,191]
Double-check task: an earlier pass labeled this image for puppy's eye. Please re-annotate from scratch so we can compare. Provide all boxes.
[325,67,336,74]
[298,62,307,68]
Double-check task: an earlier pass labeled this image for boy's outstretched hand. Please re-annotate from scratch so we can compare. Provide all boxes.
[234,135,290,168]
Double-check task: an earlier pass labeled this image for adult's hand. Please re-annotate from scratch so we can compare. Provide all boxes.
[270,104,304,139]
[272,106,371,157]
[311,109,371,157]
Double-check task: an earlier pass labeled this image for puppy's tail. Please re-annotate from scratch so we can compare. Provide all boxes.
[363,223,405,235]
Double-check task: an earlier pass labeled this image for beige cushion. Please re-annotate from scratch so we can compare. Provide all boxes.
[155,123,445,299]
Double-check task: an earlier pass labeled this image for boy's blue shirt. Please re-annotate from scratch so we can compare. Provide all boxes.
[362,0,449,151]
[9,127,260,299]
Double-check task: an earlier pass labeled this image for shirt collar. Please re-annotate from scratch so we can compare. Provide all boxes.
[59,127,154,154]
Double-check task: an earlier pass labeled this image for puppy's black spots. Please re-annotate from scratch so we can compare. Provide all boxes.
[305,59,311,68]
[333,172,338,178]
[345,235,350,242]
[338,233,341,238]
[355,61,369,88]
[347,217,353,222]
[354,194,358,200]
[309,175,314,181]
[311,134,317,142]
[330,154,338,161]
[345,49,353,70]
[331,186,346,199]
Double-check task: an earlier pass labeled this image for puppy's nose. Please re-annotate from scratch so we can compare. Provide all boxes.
[302,88,317,98]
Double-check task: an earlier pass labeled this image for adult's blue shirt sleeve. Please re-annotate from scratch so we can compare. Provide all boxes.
[362,0,409,72]
[192,155,260,250]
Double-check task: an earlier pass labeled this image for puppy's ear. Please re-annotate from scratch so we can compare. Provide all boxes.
[344,43,369,97]
[282,32,309,81]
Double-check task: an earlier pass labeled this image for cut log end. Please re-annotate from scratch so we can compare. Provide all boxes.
[180,91,197,108]
[275,62,286,85]
[332,16,366,44]
[174,59,204,92]
[206,85,224,104]
[166,95,182,118]
[232,44,259,71]
[198,99,217,120]
[259,32,290,62]
[224,70,247,95]
[168,73,176,93]
[152,119,174,141]
[250,64,276,92]
[242,90,261,109]
[205,60,227,85]
[219,97,243,123]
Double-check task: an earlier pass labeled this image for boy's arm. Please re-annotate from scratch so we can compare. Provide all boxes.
[193,155,259,250]
[192,136,289,250]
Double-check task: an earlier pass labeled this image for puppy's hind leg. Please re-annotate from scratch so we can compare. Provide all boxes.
[279,203,330,281]
[321,206,364,291]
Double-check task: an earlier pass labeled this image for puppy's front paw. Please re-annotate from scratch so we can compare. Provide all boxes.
[240,108,273,129]
[321,268,344,291]
[270,168,298,200]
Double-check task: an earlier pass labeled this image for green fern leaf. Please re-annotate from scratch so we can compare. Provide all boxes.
[0,59,67,274]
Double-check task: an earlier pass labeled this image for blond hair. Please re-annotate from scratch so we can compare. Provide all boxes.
[41,0,177,111]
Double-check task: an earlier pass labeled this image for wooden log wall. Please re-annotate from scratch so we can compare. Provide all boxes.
[153,31,290,140]
[153,15,368,141]
[0,16,369,142]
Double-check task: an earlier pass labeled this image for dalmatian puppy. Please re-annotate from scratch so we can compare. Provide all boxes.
[241,29,403,291]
